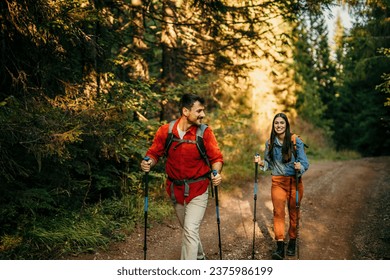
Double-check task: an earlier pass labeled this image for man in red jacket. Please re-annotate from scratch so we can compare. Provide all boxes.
[140,93,223,260]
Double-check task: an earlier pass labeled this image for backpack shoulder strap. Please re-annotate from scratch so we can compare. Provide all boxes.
[291,134,297,149]
[292,134,309,148]
[291,133,309,158]
[168,120,175,134]
[197,124,208,138]
[196,124,210,167]
[291,134,299,159]
[164,120,176,157]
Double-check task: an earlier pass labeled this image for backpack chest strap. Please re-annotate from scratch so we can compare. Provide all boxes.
[171,138,197,150]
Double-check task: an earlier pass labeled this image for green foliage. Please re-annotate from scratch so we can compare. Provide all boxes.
[376,48,390,107]
[331,2,390,156]
[0,0,165,258]
[0,180,172,259]
[0,197,127,259]
[292,12,335,134]
[292,2,390,156]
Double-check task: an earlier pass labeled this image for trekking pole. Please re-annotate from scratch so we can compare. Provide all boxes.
[213,169,222,260]
[143,156,150,260]
[295,165,300,260]
[209,170,214,198]
[252,153,260,260]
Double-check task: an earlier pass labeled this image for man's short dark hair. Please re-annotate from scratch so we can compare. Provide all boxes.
[179,94,205,115]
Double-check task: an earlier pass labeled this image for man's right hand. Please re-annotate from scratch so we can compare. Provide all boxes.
[141,158,152,172]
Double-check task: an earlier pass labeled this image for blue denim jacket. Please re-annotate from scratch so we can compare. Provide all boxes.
[262,136,309,176]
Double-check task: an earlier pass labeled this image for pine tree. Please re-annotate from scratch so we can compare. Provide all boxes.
[332,0,390,155]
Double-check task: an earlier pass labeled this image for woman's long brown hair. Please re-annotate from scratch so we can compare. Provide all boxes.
[268,113,293,163]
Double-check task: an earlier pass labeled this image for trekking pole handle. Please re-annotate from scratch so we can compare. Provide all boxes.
[212,170,219,186]
[144,156,150,172]
[254,153,260,166]
[294,160,302,177]
[254,153,260,163]
[254,153,259,180]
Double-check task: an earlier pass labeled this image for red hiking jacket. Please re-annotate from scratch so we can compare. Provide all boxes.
[146,120,223,204]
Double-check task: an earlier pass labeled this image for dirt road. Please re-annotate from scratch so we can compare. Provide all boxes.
[73,157,390,260]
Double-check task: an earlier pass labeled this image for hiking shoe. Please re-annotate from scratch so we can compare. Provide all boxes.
[286,239,296,256]
[272,241,285,260]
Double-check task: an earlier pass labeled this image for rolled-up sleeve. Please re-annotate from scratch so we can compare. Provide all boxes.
[145,124,169,164]
[203,127,223,166]
[295,138,309,174]
[262,140,271,171]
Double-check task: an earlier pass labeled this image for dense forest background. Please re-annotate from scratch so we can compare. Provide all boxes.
[0,0,389,259]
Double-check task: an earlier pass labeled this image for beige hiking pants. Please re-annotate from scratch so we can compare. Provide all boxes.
[174,190,208,260]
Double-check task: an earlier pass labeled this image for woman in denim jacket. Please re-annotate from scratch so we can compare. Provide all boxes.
[256,113,309,259]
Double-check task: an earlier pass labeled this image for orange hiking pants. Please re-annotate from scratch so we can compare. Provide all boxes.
[271,175,304,241]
